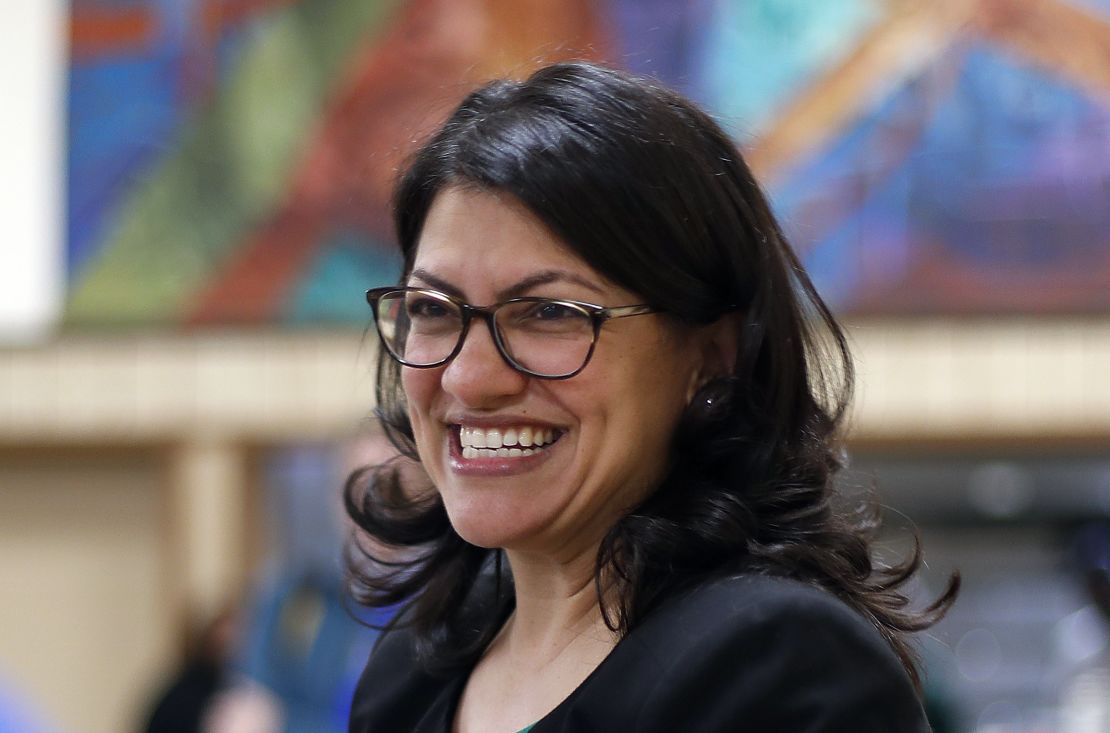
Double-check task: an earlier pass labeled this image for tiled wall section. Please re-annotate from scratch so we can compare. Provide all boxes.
[1,320,1107,444]
[849,319,1110,441]
[0,330,379,443]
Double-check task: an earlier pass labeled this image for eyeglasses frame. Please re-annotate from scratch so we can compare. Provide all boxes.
[365,286,657,379]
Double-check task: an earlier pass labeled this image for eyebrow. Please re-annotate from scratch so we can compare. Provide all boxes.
[408,268,606,301]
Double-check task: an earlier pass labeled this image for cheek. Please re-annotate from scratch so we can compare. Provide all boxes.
[621,357,697,455]
[400,369,439,436]
[587,345,696,458]
[612,335,696,414]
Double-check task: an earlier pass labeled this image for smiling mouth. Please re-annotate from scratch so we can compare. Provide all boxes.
[455,425,562,460]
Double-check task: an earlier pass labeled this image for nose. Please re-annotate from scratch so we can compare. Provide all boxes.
[439,317,528,407]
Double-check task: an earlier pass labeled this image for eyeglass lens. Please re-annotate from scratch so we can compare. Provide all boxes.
[374,290,596,377]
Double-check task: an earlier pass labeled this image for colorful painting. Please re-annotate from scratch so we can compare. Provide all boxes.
[65,0,1110,325]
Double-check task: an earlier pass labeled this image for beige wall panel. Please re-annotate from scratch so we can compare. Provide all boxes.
[0,451,174,733]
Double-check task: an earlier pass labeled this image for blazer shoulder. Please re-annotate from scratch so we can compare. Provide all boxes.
[663,572,887,640]
[585,573,931,733]
[650,573,913,683]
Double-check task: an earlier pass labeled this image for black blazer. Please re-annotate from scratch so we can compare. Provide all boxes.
[349,573,931,732]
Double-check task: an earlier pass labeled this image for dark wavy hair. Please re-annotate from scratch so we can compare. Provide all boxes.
[345,61,958,688]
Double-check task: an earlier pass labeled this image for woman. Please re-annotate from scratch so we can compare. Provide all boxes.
[346,61,957,732]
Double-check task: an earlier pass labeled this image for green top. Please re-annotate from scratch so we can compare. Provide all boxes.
[518,726,535,733]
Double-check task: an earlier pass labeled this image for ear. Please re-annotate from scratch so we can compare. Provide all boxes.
[685,312,742,402]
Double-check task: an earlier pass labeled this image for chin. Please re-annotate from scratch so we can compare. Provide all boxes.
[448,519,535,550]
[439,491,548,550]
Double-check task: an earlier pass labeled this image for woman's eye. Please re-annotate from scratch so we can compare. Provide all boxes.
[406,297,451,319]
[531,302,577,320]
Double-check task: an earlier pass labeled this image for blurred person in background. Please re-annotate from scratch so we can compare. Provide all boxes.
[140,606,240,733]
[140,605,281,733]
[346,61,958,732]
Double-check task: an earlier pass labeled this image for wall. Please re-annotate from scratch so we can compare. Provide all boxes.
[0,449,174,733]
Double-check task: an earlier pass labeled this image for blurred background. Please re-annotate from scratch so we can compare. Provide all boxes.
[1,0,1109,731]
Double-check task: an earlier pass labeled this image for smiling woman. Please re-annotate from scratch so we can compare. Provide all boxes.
[387,187,704,557]
[345,61,958,733]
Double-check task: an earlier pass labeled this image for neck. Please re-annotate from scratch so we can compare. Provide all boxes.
[497,544,617,670]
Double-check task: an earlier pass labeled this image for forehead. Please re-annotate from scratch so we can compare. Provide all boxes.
[411,187,602,285]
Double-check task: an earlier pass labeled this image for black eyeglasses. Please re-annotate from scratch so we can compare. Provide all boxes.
[365,287,658,379]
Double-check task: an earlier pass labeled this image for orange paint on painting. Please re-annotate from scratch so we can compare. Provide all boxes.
[476,0,606,79]
[71,7,156,58]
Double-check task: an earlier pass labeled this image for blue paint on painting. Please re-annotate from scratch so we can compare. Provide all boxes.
[286,231,403,325]
[695,0,881,136]
[774,40,1110,310]
[799,164,916,307]
[67,54,185,277]
[600,0,716,104]
[151,0,195,45]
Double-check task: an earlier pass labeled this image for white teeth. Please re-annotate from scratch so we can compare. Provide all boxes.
[457,425,559,457]
[460,447,533,460]
[456,425,561,460]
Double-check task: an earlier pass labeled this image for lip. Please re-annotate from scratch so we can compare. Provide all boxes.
[445,419,564,477]
[444,414,565,430]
